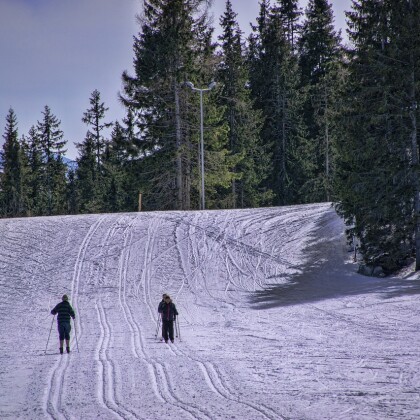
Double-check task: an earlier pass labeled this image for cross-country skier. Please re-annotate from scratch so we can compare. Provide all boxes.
[158,294,167,341]
[51,295,76,354]
[160,295,178,343]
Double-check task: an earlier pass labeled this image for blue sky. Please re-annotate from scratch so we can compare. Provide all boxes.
[0,0,351,160]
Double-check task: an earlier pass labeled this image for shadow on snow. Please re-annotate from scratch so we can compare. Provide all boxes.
[248,210,420,309]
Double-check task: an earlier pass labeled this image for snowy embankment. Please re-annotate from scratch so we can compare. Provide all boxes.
[0,204,419,420]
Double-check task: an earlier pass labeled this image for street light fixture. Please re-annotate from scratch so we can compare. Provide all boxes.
[185,80,216,210]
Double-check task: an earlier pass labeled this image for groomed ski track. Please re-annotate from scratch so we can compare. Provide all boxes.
[0,204,419,419]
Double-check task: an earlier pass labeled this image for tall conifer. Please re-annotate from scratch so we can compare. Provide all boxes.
[36,106,67,215]
[21,126,43,216]
[335,0,420,272]
[248,2,307,205]
[0,109,26,217]
[217,0,271,207]
[121,0,235,210]
[298,0,343,202]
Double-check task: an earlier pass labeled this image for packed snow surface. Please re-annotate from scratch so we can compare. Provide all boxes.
[0,204,419,419]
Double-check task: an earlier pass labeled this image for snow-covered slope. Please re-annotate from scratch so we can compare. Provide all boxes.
[0,204,419,419]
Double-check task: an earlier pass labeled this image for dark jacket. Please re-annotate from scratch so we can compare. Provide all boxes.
[160,302,178,322]
[158,300,165,313]
[51,301,75,324]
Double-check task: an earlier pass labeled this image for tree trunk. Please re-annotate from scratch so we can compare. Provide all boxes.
[185,133,191,210]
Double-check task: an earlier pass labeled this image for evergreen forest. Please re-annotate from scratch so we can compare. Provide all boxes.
[1,0,420,274]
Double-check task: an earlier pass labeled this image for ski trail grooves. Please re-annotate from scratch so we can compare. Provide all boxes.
[137,217,159,321]
[118,218,212,420]
[148,213,279,418]
[91,215,142,419]
[208,361,282,420]
[45,216,105,420]
[96,299,140,420]
[167,211,287,419]
[70,215,107,349]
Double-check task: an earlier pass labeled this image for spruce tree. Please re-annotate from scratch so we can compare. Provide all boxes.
[75,132,100,213]
[273,0,302,50]
[36,105,67,215]
[76,90,112,213]
[248,2,307,205]
[298,0,343,202]
[82,90,113,170]
[0,109,26,217]
[217,0,271,208]
[66,168,78,214]
[101,121,136,212]
[335,0,420,273]
[121,0,197,210]
[21,126,44,216]
[121,0,235,210]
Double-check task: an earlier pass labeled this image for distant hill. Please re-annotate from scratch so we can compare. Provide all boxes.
[62,156,77,171]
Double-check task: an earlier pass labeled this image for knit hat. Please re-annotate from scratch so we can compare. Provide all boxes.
[62,294,69,301]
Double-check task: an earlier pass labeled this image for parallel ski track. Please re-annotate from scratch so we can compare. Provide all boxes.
[96,299,140,420]
[43,207,325,419]
[45,216,106,420]
[154,210,293,267]
[91,215,142,419]
[156,206,323,303]
[131,211,282,419]
[118,217,212,420]
[168,212,283,420]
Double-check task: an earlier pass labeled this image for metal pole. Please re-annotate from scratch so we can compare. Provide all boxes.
[200,90,205,210]
[45,315,55,355]
[177,317,181,341]
[73,318,80,353]
[184,81,216,211]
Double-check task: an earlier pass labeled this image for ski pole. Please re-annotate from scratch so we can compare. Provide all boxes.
[174,317,179,338]
[73,318,80,353]
[155,313,161,339]
[45,315,55,355]
[176,317,181,341]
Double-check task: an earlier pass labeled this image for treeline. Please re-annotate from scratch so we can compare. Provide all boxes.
[1,0,420,274]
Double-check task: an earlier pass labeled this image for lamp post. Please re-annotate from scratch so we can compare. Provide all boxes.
[185,81,216,210]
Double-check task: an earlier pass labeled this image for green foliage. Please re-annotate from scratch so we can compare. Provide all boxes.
[334,0,420,273]
[0,109,26,217]
[248,2,307,205]
[21,126,44,216]
[35,106,68,215]
[298,0,344,202]
[121,0,236,210]
[82,90,113,170]
[217,0,272,208]
[76,90,113,213]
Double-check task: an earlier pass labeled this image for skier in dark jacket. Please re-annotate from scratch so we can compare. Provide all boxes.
[160,295,178,343]
[51,294,76,354]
